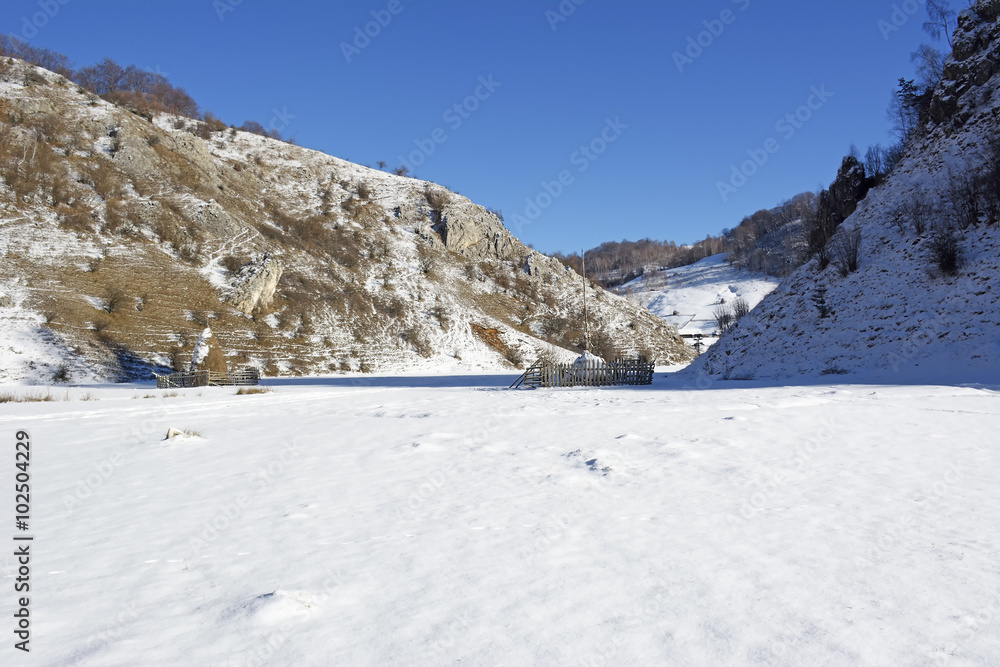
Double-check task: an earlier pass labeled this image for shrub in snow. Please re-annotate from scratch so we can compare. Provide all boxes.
[810,287,832,319]
[830,227,862,277]
[714,304,734,334]
[929,222,963,276]
[732,296,751,319]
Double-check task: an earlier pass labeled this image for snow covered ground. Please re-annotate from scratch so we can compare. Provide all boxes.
[2,374,999,665]
[618,254,779,340]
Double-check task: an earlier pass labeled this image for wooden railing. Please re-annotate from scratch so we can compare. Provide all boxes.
[511,358,655,389]
[154,367,260,389]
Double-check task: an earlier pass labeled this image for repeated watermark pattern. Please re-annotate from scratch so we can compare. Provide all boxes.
[854,460,963,569]
[932,589,1000,664]
[396,75,502,174]
[18,0,71,40]
[508,116,628,234]
[340,0,415,63]
[187,437,304,557]
[878,0,923,41]
[673,0,751,74]
[717,85,834,202]
[213,0,244,22]
[59,403,169,518]
[545,0,587,31]
[728,417,838,523]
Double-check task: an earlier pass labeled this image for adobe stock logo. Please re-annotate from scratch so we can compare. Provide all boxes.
[545,0,587,31]
[18,0,72,40]
[717,85,833,202]
[673,0,751,74]
[508,117,628,234]
[877,0,922,41]
[396,75,502,173]
[340,0,415,64]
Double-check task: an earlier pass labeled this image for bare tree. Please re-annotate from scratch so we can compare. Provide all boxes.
[864,144,886,180]
[713,304,734,334]
[947,167,984,228]
[911,44,946,89]
[902,188,933,235]
[732,297,751,320]
[829,226,862,277]
[923,0,957,48]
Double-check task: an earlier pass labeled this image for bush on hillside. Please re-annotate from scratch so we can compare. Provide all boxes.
[929,222,962,276]
[829,226,862,277]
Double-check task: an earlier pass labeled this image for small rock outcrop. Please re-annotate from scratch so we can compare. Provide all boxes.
[434,203,519,262]
[229,255,283,314]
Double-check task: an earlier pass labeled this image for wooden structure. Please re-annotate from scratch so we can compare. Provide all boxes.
[510,358,655,389]
[155,367,260,389]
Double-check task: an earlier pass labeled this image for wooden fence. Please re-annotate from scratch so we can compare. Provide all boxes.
[510,358,655,389]
[155,367,260,389]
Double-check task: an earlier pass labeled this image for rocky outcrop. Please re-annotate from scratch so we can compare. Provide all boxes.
[523,250,569,282]
[190,199,241,237]
[434,202,520,262]
[229,254,282,314]
[931,2,1000,126]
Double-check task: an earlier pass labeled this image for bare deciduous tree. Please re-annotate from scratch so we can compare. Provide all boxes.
[902,188,933,235]
[923,0,957,48]
[713,304,734,334]
[829,226,862,278]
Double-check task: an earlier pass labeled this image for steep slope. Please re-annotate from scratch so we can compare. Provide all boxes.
[0,59,691,383]
[692,2,1000,384]
[617,253,779,341]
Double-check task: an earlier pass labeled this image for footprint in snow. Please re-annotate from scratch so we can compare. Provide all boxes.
[232,590,319,624]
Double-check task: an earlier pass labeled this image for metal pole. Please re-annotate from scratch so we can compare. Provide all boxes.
[582,248,589,352]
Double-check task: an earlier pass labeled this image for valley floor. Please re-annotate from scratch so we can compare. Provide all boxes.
[1,373,999,665]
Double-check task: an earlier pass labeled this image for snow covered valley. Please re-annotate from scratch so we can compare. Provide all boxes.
[2,374,998,665]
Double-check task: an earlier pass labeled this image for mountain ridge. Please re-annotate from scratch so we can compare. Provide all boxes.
[0,58,691,383]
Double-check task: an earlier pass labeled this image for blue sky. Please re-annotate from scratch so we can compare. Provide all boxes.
[4,0,938,254]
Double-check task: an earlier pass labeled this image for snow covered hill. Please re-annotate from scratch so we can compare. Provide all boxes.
[693,4,1000,384]
[0,61,691,384]
[2,377,998,664]
[617,254,779,342]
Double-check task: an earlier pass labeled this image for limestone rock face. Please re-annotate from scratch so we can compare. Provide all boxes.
[229,254,283,315]
[189,327,228,374]
[932,3,1000,125]
[523,251,569,282]
[433,203,519,262]
[191,199,241,237]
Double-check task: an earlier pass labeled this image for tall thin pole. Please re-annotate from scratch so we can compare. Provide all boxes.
[582,248,589,352]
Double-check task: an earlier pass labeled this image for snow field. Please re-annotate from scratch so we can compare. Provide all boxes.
[619,254,779,338]
[1,376,998,665]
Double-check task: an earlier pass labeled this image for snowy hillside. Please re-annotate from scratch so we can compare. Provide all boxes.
[0,60,691,384]
[694,4,1000,384]
[618,254,779,340]
[2,377,998,665]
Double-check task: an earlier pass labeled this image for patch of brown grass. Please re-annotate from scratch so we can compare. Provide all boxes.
[235,387,272,395]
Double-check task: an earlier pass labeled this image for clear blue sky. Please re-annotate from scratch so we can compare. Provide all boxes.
[4,0,937,254]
